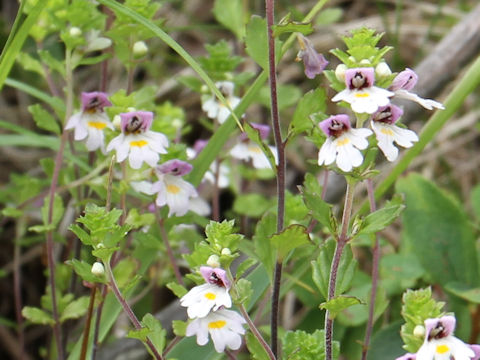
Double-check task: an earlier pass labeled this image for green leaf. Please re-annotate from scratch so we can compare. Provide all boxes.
[172,320,187,337]
[67,259,107,284]
[177,75,203,93]
[2,207,23,218]
[258,84,301,111]
[289,88,327,137]
[127,327,151,341]
[270,224,310,262]
[380,253,424,296]
[471,185,480,220]
[60,296,89,322]
[234,278,253,306]
[22,306,54,325]
[320,295,363,320]
[233,193,272,218]
[16,52,45,78]
[301,173,335,233]
[311,239,356,299]
[396,174,480,287]
[41,195,64,229]
[166,282,188,298]
[205,220,243,252]
[28,104,60,134]
[316,8,343,25]
[213,0,245,40]
[245,332,270,360]
[367,321,405,360]
[273,21,313,37]
[245,16,281,69]
[38,49,65,77]
[142,313,166,353]
[444,282,480,304]
[92,247,119,261]
[283,329,339,360]
[253,213,276,280]
[357,203,404,235]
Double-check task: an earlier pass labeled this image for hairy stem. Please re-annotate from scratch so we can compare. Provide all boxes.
[266,0,285,356]
[325,180,355,360]
[238,304,276,360]
[105,261,164,360]
[361,179,380,360]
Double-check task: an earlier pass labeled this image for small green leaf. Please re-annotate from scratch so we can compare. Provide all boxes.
[22,306,54,325]
[92,247,119,261]
[357,203,404,235]
[246,332,270,360]
[234,278,253,306]
[60,296,89,322]
[320,295,363,320]
[289,88,327,137]
[142,313,166,353]
[301,173,335,233]
[283,329,339,360]
[38,49,65,77]
[315,8,343,25]
[272,21,313,37]
[127,327,151,341]
[41,193,64,227]
[67,259,106,284]
[245,16,281,69]
[16,53,45,78]
[172,320,187,337]
[253,213,276,280]
[2,207,23,218]
[166,282,188,298]
[213,0,245,40]
[270,224,310,262]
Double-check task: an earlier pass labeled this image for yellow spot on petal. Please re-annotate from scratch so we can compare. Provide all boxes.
[130,140,148,147]
[166,184,181,194]
[436,344,449,354]
[88,121,107,130]
[248,146,262,154]
[380,128,394,136]
[204,292,216,300]
[354,92,370,98]
[208,320,226,329]
[336,138,350,146]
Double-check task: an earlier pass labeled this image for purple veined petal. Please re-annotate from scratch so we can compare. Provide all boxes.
[120,111,154,133]
[81,91,112,112]
[344,67,375,90]
[390,68,418,91]
[156,159,193,176]
[319,114,351,137]
[199,266,230,289]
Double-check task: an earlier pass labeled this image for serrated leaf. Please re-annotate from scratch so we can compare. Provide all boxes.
[127,327,151,341]
[320,295,363,319]
[253,213,276,280]
[92,247,119,261]
[272,21,313,37]
[142,313,166,353]
[289,88,327,137]
[67,259,107,284]
[357,203,404,235]
[270,224,310,261]
[283,329,339,360]
[68,224,93,246]
[22,306,54,325]
[166,282,188,298]
[246,332,270,360]
[311,239,356,300]
[213,0,245,40]
[60,296,89,322]
[245,16,281,69]
[234,278,253,306]
[301,173,335,233]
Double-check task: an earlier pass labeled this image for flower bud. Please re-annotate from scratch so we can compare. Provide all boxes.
[133,41,148,58]
[413,324,425,337]
[172,118,183,130]
[91,262,105,276]
[112,115,122,130]
[221,248,231,256]
[207,255,220,268]
[375,62,392,78]
[69,27,82,37]
[335,64,347,82]
[360,59,371,66]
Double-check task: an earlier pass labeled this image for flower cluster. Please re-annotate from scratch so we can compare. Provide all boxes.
[317,65,443,172]
[396,316,480,360]
[181,266,246,353]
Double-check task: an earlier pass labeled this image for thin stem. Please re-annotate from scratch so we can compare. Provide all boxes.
[92,286,108,360]
[238,304,276,360]
[105,261,164,360]
[266,0,286,356]
[325,180,355,360]
[14,218,25,360]
[157,214,185,286]
[361,179,380,360]
[79,285,97,360]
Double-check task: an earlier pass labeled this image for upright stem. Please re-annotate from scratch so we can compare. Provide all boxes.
[266,0,285,357]
[14,218,25,360]
[361,179,380,360]
[325,180,355,360]
[105,261,164,360]
[79,285,97,360]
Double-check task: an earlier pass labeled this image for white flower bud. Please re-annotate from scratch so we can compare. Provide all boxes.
[171,118,183,130]
[112,115,121,130]
[413,325,425,337]
[335,64,347,82]
[69,27,82,37]
[91,262,105,276]
[207,255,220,268]
[133,41,148,57]
[348,56,356,63]
[375,62,392,77]
[221,248,231,256]
[96,242,105,249]
[360,59,371,66]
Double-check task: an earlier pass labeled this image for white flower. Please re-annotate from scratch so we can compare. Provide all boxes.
[230,123,277,170]
[318,114,372,172]
[332,67,394,114]
[106,111,168,169]
[65,92,113,152]
[151,160,197,217]
[186,309,246,353]
[202,81,241,124]
[91,262,104,276]
[371,104,418,161]
[390,68,444,110]
[416,316,475,360]
[180,266,232,319]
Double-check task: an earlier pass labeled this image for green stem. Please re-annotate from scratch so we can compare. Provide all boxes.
[358,55,480,215]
